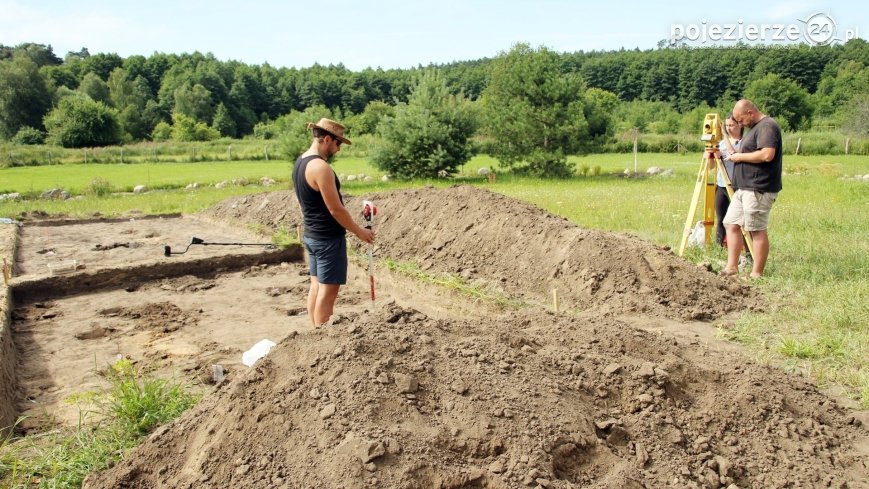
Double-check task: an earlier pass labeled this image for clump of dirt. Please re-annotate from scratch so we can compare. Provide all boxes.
[83,304,866,489]
[207,186,763,321]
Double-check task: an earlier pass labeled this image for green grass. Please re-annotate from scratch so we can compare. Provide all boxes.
[382,257,523,308]
[1,153,867,407]
[0,359,198,488]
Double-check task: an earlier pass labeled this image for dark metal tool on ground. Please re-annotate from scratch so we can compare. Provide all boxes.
[164,236,275,257]
[362,200,377,304]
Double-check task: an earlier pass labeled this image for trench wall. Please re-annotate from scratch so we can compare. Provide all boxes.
[0,223,18,434]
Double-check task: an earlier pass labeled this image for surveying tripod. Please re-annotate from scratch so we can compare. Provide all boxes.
[678,114,755,259]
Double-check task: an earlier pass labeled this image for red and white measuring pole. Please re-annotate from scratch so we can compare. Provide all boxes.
[362,200,377,305]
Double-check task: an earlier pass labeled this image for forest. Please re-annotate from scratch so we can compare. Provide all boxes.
[1,40,868,159]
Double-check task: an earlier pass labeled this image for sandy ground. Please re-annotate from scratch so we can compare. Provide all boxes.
[1,187,866,488]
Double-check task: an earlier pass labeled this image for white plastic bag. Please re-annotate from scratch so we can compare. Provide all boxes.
[687,221,705,247]
[242,339,276,367]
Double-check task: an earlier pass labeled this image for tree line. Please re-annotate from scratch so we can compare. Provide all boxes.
[1,40,867,174]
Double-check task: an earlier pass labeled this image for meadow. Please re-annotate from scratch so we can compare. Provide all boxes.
[1,152,867,406]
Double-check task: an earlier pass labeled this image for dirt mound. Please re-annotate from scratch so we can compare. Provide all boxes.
[207,186,762,321]
[83,304,866,488]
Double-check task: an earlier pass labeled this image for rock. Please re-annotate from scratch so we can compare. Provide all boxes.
[260,177,275,186]
[488,460,505,473]
[637,362,656,378]
[133,185,147,193]
[595,418,618,430]
[646,166,662,175]
[185,182,199,189]
[347,175,357,181]
[394,373,419,394]
[477,167,490,175]
[451,379,469,395]
[604,363,622,376]
[701,467,720,488]
[635,442,649,466]
[319,404,336,419]
[381,175,391,182]
[363,441,386,463]
[215,181,228,189]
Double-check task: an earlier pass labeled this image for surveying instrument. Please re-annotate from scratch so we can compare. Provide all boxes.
[678,113,755,259]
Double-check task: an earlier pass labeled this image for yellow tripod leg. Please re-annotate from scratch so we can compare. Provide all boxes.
[715,159,755,260]
[678,156,709,256]
[703,165,716,246]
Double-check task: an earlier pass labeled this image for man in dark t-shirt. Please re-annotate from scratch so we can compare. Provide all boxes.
[721,99,782,279]
[293,118,374,327]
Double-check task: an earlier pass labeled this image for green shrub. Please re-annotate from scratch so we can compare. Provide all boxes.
[12,126,45,145]
[86,177,114,197]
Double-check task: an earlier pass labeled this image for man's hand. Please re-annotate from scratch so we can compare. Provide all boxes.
[356,228,375,244]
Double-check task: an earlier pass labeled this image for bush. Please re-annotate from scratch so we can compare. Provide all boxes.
[86,177,114,197]
[43,96,122,148]
[11,126,45,145]
[152,121,172,142]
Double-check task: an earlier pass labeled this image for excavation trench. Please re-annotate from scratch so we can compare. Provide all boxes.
[1,187,866,489]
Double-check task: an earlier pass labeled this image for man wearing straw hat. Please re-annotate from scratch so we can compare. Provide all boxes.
[292,118,375,327]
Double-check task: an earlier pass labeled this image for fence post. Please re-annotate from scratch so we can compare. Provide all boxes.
[47,151,52,165]
[228,144,232,160]
[845,138,850,155]
[795,137,802,155]
[264,145,269,161]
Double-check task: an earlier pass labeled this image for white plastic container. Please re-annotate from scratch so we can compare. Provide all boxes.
[242,339,276,367]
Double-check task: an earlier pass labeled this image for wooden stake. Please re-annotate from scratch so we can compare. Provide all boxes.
[795,137,802,155]
[2,258,9,286]
[552,288,559,313]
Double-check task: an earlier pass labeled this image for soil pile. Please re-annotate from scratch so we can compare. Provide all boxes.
[84,303,866,488]
[208,186,763,321]
[83,186,862,488]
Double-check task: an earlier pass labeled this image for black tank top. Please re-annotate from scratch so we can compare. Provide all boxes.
[292,155,346,239]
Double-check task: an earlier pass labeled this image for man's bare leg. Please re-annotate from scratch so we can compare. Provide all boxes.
[721,224,743,275]
[313,283,341,326]
[307,276,320,327]
[749,230,769,278]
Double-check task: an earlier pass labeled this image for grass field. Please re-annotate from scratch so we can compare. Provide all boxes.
[1,153,867,406]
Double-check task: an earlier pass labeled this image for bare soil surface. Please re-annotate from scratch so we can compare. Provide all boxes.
[3,186,866,488]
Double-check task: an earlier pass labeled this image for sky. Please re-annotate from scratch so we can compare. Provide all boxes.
[2,0,867,70]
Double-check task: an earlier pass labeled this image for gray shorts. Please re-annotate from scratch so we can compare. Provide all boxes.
[303,235,347,285]
[723,189,778,231]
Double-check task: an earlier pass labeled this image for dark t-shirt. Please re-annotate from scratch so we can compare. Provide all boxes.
[732,116,783,193]
[292,154,346,240]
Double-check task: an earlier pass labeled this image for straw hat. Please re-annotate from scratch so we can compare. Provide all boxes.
[306,118,352,145]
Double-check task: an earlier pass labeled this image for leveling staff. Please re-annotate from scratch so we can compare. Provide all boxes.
[293,118,375,327]
[721,100,782,279]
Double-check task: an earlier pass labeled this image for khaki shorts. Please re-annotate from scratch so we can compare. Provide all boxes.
[722,190,778,231]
